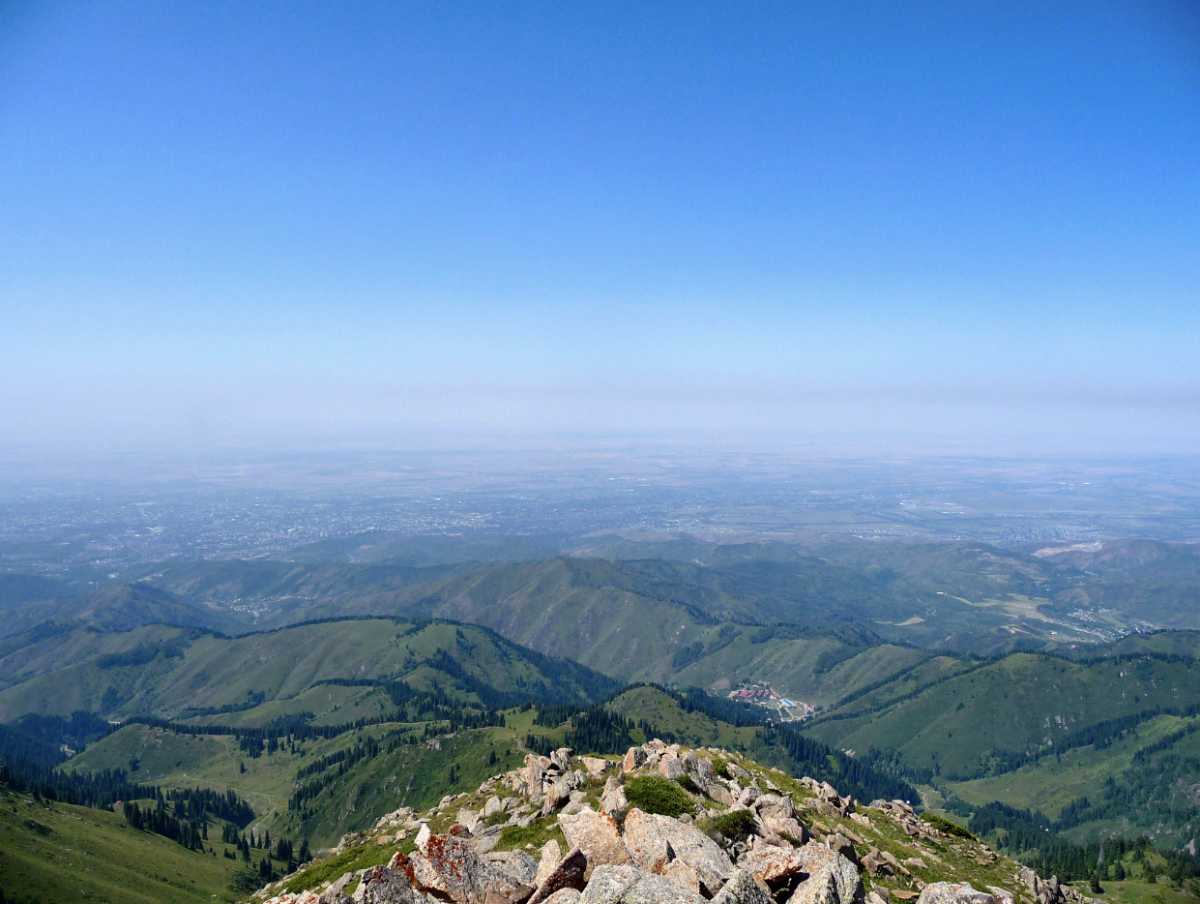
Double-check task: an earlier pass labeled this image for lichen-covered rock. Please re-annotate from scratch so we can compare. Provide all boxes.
[350,865,435,903]
[408,833,534,903]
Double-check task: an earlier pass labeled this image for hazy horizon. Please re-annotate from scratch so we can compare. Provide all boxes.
[3,3,1198,460]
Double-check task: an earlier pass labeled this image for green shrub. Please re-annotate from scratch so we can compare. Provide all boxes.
[676,774,701,794]
[624,775,696,818]
[711,756,732,780]
[921,812,975,841]
[700,808,757,843]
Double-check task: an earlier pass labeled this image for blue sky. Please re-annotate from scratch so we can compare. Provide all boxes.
[2,2,1198,455]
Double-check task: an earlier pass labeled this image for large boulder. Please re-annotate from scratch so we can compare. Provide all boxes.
[558,807,630,874]
[483,850,538,886]
[785,843,863,904]
[408,833,534,903]
[622,807,734,895]
[657,753,685,781]
[738,841,807,887]
[528,847,589,904]
[578,864,705,904]
[535,840,563,886]
[351,865,435,903]
[916,884,997,904]
[712,869,775,904]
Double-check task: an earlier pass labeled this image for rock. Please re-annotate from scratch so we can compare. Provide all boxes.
[579,865,643,903]
[786,842,863,904]
[827,834,860,866]
[712,868,775,904]
[528,847,589,904]
[657,753,685,781]
[578,864,705,904]
[414,823,431,851]
[861,848,906,878]
[320,870,357,903]
[622,807,733,895]
[662,858,703,894]
[708,784,736,806]
[535,840,563,886]
[541,892,582,904]
[458,808,482,834]
[737,787,760,808]
[483,849,538,885]
[916,883,997,904]
[482,796,506,819]
[600,777,628,818]
[622,747,647,773]
[762,813,807,842]
[738,842,807,887]
[544,774,574,813]
[350,865,433,903]
[558,807,630,874]
[581,757,611,779]
[683,752,715,790]
[408,833,534,903]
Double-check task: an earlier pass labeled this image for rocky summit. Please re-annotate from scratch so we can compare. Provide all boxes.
[252,740,1099,904]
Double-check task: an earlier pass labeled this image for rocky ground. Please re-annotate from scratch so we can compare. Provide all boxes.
[252,740,1096,904]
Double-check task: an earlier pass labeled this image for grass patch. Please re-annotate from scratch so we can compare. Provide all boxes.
[497,819,568,852]
[624,775,696,818]
[711,756,732,780]
[280,842,398,894]
[700,809,757,843]
[921,812,975,841]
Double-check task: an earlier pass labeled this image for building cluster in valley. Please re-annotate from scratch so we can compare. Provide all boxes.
[728,682,816,722]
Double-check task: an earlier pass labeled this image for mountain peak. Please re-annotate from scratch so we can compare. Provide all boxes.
[255,740,1094,904]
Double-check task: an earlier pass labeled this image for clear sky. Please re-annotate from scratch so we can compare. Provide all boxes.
[2,2,1198,457]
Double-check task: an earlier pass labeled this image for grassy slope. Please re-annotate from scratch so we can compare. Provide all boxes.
[948,714,1200,820]
[0,788,240,903]
[804,652,1200,778]
[0,619,614,723]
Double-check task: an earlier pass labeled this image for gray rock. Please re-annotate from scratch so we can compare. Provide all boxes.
[600,776,628,818]
[916,883,997,904]
[711,868,775,904]
[351,865,434,903]
[786,843,863,904]
[622,807,733,895]
[535,840,563,886]
[483,849,538,885]
[578,864,705,904]
[541,892,582,904]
